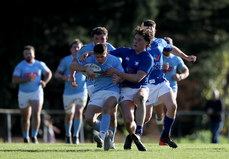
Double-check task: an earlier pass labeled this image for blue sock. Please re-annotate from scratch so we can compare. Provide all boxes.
[163,115,175,134]
[109,126,117,142]
[73,118,82,137]
[65,122,73,137]
[31,129,38,137]
[135,125,143,136]
[100,114,110,133]
[22,131,29,138]
[91,119,101,131]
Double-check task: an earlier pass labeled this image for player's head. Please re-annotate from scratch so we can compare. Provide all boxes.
[141,19,156,34]
[70,38,83,56]
[133,26,154,52]
[163,37,173,56]
[23,45,35,63]
[91,27,108,45]
[93,43,108,64]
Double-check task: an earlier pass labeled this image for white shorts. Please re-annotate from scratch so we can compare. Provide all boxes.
[87,85,94,98]
[88,90,120,108]
[63,91,88,114]
[146,80,172,106]
[18,89,44,109]
[119,87,149,103]
[153,89,178,106]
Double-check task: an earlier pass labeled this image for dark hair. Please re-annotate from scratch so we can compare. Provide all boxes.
[24,45,35,52]
[134,26,154,48]
[70,38,83,48]
[91,27,108,37]
[142,19,156,28]
[93,43,107,54]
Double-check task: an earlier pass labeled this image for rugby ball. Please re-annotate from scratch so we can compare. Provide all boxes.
[82,63,102,78]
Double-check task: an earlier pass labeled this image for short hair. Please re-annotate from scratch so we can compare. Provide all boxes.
[70,38,83,48]
[91,27,108,37]
[134,26,154,48]
[24,45,35,52]
[141,19,156,28]
[93,43,107,54]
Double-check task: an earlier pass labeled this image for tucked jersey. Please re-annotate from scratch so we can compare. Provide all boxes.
[163,54,185,91]
[79,54,124,94]
[13,60,49,93]
[57,55,87,95]
[76,42,115,86]
[110,47,154,88]
[146,37,173,85]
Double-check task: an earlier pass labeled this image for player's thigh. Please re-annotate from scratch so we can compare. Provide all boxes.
[85,104,102,120]
[158,91,177,110]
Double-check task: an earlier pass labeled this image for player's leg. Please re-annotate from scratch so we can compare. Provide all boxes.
[133,87,149,136]
[72,92,87,144]
[158,91,178,148]
[20,106,32,143]
[108,105,118,149]
[145,104,153,124]
[31,99,43,143]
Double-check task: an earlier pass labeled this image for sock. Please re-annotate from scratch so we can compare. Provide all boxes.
[65,122,73,137]
[163,115,175,135]
[100,114,111,136]
[73,118,82,137]
[31,129,38,137]
[135,125,143,136]
[91,119,101,131]
[22,131,29,138]
[109,126,116,142]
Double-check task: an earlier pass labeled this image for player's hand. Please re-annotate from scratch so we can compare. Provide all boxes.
[173,74,181,81]
[106,68,119,76]
[79,52,89,62]
[86,67,96,81]
[40,80,47,88]
[112,74,121,85]
[186,55,197,62]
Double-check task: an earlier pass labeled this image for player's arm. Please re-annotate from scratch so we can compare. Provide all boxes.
[106,68,147,83]
[79,51,93,62]
[12,74,37,84]
[54,70,70,81]
[170,46,197,62]
[173,65,189,81]
[40,69,52,88]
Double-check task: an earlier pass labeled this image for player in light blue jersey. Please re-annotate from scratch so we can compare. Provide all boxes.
[73,27,117,149]
[54,39,87,144]
[12,45,52,143]
[140,20,196,148]
[70,43,124,151]
[105,26,154,151]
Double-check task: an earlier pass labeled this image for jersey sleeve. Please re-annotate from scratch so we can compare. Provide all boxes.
[162,39,173,52]
[177,57,186,70]
[40,61,49,75]
[12,63,22,77]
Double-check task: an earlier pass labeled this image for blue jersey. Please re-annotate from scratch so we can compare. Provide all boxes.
[163,54,185,91]
[76,42,115,86]
[57,55,87,95]
[13,60,49,93]
[110,47,154,88]
[79,54,124,94]
[146,38,173,85]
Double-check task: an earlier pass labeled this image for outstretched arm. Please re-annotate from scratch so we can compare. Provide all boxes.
[171,46,197,62]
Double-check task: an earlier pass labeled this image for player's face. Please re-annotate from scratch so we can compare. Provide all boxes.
[71,43,82,56]
[23,49,35,63]
[92,34,107,45]
[94,52,107,64]
[133,34,149,54]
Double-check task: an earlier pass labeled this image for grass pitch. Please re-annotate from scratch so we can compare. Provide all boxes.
[0,143,229,159]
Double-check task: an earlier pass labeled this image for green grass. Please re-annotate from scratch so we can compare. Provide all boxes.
[0,143,229,159]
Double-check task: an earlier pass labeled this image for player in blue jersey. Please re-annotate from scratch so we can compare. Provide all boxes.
[140,20,196,148]
[104,26,154,151]
[69,43,124,151]
[54,39,87,144]
[74,27,117,149]
[12,45,52,143]
[144,37,190,145]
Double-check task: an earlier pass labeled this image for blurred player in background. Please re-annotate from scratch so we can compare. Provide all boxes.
[12,45,52,143]
[54,39,87,144]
